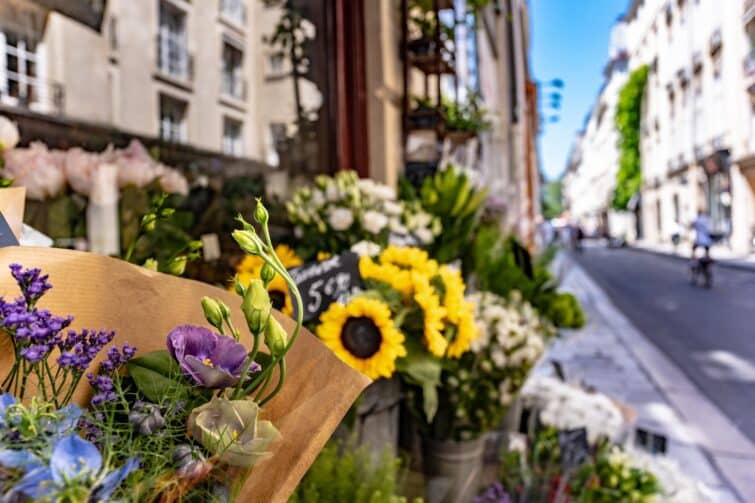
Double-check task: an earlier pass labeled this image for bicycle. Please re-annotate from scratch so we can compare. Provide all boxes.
[689,255,713,288]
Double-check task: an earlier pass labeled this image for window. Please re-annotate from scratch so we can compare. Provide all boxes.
[223,117,243,156]
[265,52,287,78]
[220,0,246,25]
[158,1,190,80]
[222,41,244,99]
[1,32,39,106]
[159,94,187,142]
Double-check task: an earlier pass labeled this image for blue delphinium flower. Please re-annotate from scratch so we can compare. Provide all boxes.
[7,434,138,501]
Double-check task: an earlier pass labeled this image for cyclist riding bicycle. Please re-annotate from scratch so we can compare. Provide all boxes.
[691,209,712,259]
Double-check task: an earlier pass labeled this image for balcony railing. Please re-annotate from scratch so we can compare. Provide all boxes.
[156,30,193,82]
[0,70,64,115]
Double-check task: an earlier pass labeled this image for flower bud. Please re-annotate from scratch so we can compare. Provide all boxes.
[233,230,262,255]
[165,255,187,276]
[253,199,269,225]
[217,300,231,321]
[143,258,159,271]
[264,316,288,357]
[233,276,246,297]
[242,279,271,334]
[173,444,212,480]
[260,262,276,286]
[201,297,224,330]
[129,402,166,435]
[141,213,157,232]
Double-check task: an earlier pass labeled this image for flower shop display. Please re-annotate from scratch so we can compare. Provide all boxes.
[486,428,661,503]
[520,376,627,445]
[286,171,441,260]
[399,165,487,263]
[2,138,188,201]
[469,223,585,329]
[0,200,371,502]
[433,291,554,442]
[290,439,422,503]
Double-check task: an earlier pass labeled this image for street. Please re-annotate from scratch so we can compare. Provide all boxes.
[572,245,755,443]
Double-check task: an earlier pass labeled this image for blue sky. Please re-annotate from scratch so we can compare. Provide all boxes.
[530,0,628,180]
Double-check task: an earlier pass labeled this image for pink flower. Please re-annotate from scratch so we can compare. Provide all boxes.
[3,142,66,200]
[158,167,189,196]
[112,140,159,189]
[63,147,100,196]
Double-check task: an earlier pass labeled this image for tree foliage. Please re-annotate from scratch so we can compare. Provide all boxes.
[540,180,563,220]
[612,65,648,210]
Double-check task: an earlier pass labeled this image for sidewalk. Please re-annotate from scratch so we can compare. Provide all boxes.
[632,240,755,271]
[537,253,755,502]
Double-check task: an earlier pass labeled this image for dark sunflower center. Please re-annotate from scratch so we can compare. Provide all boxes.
[269,290,286,310]
[341,317,382,359]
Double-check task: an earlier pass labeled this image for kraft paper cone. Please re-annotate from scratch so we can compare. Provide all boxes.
[0,187,26,240]
[0,246,371,503]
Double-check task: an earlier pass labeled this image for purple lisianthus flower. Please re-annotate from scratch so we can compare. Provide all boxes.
[167,325,259,389]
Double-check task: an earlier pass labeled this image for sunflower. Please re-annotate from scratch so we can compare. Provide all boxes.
[317,297,407,379]
[359,256,413,296]
[316,251,332,261]
[446,303,478,358]
[379,246,438,277]
[411,271,448,357]
[438,265,478,358]
[233,244,303,316]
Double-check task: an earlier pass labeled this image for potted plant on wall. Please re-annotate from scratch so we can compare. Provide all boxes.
[443,92,492,144]
[407,0,455,59]
[408,95,446,131]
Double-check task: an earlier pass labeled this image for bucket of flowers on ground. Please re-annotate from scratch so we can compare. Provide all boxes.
[0,200,370,502]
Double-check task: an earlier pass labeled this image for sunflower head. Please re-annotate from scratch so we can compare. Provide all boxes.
[316,297,406,379]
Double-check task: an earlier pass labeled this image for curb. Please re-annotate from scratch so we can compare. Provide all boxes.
[627,245,755,273]
[561,253,754,502]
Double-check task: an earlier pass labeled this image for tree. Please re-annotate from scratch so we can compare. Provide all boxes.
[612,65,648,210]
[541,180,563,219]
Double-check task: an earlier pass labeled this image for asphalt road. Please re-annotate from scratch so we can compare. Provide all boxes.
[571,246,755,442]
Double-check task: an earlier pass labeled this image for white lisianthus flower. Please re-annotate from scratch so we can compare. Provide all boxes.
[383,200,403,216]
[362,210,389,234]
[415,227,434,245]
[0,116,20,151]
[389,218,409,235]
[310,189,326,208]
[328,207,354,230]
[325,182,340,202]
[351,240,381,257]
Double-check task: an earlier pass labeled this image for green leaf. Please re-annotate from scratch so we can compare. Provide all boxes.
[126,350,189,403]
[396,340,442,422]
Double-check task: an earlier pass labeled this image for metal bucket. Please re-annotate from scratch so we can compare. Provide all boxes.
[423,436,486,503]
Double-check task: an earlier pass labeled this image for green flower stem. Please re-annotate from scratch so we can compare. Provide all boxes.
[259,360,286,407]
[254,366,275,401]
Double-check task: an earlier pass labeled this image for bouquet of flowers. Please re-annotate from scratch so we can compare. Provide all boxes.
[521,376,627,445]
[315,245,477,422]
[286,172,441,260]
[0,200,370,502]
[431,291,553,441]
[488,428,661,503]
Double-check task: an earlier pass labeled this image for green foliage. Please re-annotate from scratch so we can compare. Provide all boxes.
[289,440,420,503]
[467,223,585,329]
[402,166,488,263]
[442,93,491,135]
[540,180,563,219]
[613,65,648,210]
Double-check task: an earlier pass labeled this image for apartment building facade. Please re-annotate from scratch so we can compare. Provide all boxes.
[625,0,755,252]
[0,0,540,239]
[563,21,630,237]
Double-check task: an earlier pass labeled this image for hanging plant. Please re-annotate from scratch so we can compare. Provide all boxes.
[613,65,648,210]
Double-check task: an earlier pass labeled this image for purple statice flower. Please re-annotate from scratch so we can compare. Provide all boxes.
[8,264,52,305]
[99,343,134,374]
[85,344,136,408]
[57,330,118,373]
[167,325,259,389]
[87,373,116,406]
[19,344,49,363]
[475,482,512,503]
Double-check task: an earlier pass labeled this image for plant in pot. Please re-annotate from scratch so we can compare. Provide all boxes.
[407,0,455,58]
[408,96,445,131]
[442,92,492,144]
[413,290,552,503]
[313,245,478,502]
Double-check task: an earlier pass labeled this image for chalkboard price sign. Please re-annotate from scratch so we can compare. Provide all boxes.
[558,427,589,470]
[289,252,364,322]
[0,213,19,247]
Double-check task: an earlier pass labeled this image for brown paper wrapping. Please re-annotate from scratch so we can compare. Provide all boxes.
[0,187,26,240]
[0,246,371,503]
